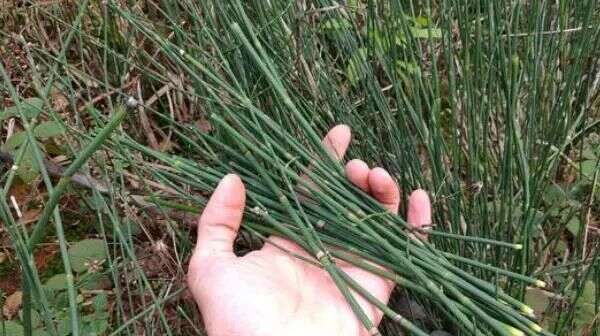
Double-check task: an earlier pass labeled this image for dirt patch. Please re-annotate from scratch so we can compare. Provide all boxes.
[0,261,21,294]
[0,244,59,295]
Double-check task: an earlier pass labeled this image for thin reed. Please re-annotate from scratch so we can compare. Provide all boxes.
[0,0,598,335]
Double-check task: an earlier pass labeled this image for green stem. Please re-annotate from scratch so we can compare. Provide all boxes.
[28,106,127,247]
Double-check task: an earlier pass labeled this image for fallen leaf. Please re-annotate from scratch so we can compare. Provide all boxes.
[3,290,22,319]
[18,208,41,226]
[51,91,69,112]
[196,117,213,133]
[525,288,550,315]
[33,245,59,275]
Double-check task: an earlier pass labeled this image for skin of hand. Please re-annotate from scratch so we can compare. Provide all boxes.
[187,125,432,336]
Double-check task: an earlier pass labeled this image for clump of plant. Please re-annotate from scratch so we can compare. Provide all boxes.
[1,0,598,335]
[107,1,599,333]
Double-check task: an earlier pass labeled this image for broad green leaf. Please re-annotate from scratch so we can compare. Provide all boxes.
[68,239,107,273]
[573,302,595,332]
[81,318,109,336]
[581,146,597,160]
[93,293,108,313]
[28,310,42,329]
[17,144,41,183]
[2,131,27,151]
[32,328,52,336]
[555,240,568,254]
[548,206,562,218]
[34,121,65,139]
[543,184,567,205]
[80,273,111,290]
[580,159,598,178]
[0,97,44,121]
[566,217,581,236]
[0,321,24,336]
[50,291,70,309]
[566,281,597,333]
[56,317,72,336]
[569,181,590,199]
[580,280,596,304]
[44,273,68,291]
[567,198,582,209]
[1,135,42,182]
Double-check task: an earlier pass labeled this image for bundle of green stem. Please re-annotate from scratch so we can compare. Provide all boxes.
[122,101,549,336]
[112,13,554,335]
[98,0,600,333]
[124,118,547,336]
[0,0,596,334]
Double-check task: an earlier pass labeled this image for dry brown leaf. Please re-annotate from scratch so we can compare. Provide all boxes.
[196,117,213,133]
[18,208,41,226]
[2,290,22,319]
[51,90,69,112]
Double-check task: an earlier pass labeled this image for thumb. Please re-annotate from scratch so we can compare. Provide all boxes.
[194,174,246,258]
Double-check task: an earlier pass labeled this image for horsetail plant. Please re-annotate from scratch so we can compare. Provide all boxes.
[105,13,556,333]
[118,92,548,335]
[3,0,598,335]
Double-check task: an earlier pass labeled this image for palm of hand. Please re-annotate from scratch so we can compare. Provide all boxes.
[187,125,431,336]
[191,237,392,336]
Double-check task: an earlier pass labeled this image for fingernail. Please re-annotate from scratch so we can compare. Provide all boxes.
[220,173,239,185]
[409,189,431,224]
[372,167,391,177]
[214,174,243,198]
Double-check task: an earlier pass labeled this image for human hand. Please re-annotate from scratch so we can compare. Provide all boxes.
[187,125,431,336]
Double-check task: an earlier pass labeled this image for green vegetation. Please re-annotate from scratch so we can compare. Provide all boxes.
[1,0,599,335]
